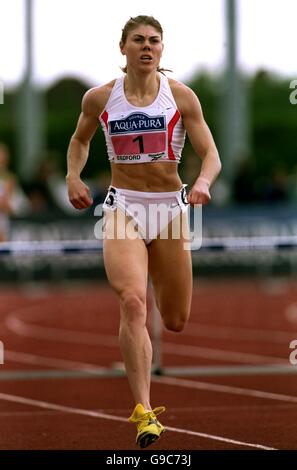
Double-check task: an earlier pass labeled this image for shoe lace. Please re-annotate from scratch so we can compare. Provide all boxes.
[130,406,165,424]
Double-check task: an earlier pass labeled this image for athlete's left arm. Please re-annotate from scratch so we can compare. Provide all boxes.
[178,84,222,205]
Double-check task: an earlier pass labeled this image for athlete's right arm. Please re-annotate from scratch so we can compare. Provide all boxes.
[66,86,108,210]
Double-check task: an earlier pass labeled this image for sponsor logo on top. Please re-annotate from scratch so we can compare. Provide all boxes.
[109,112,166,134]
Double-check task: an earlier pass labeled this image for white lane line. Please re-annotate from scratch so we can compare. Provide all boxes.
[153,376,297,404]
[164,425,275,450]
[6,307,286,364]
[162,343,286,364]
[5,350,106,372]
[0,411,63,416]
[8,302,295,346]
[0,392,276,450]
[5,313,118,347]
[185,322,297,343]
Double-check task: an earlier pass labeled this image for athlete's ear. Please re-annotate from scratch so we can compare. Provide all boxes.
[119,41,126,56]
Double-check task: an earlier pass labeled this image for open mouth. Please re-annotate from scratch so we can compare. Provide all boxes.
[140,55,153,62]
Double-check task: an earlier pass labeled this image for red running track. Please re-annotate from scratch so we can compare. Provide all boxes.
[1,277,297,450]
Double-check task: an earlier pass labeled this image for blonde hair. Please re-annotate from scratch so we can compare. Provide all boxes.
[120,15,172,75]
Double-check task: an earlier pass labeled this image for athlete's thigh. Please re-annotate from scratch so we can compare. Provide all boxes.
[147,212,192,318]
[103,209,148,295]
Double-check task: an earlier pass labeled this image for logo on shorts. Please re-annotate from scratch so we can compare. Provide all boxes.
[104,187,116,207]
[181,187,188,205]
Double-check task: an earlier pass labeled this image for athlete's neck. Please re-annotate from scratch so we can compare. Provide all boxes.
[124,71,160,106]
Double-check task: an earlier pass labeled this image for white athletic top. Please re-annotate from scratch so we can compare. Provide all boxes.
[99,73,186,164]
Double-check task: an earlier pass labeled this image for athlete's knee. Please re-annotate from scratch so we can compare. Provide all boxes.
[163,315,187,332]
[119,291,146,320]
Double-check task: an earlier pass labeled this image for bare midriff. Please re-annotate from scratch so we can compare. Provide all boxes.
[110,161,182,192]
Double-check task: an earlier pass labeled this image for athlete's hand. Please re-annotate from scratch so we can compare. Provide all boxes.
[187,177,211,206]
[66,175,93,210]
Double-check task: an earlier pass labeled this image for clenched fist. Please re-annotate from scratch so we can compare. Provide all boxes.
[66,175,93,210]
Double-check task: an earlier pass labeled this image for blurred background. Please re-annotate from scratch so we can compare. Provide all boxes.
[0,0,297,280]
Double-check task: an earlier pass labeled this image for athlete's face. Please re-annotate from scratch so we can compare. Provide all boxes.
[120,25,164,72]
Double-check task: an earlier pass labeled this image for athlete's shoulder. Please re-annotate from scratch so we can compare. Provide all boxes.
[82,79,117,116]
[168,78,198,100]
[168,78,201,115]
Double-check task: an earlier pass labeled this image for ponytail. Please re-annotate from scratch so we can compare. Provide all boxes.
[120,65,173,75]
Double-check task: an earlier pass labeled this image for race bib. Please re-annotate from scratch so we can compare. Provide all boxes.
[108,110,167,162]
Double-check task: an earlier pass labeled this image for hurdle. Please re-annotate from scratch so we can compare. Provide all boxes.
[1,236,297,377]
[1,235,297,255]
